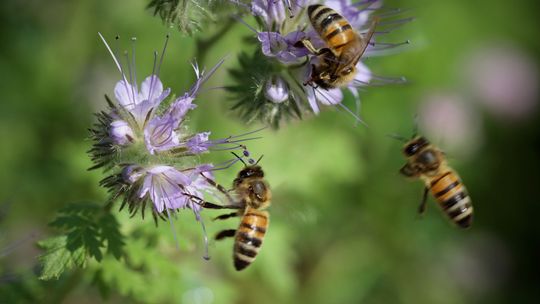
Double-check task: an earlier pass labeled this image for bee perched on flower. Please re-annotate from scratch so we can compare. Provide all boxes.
[228,0,410,128]
[89,33,261,259]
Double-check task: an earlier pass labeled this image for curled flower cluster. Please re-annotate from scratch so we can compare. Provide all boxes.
[90,34,257,258]
[228,0,410,128]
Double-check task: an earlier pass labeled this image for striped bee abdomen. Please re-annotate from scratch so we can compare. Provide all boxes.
[233,210,269,271]
[308,4,356,54]
[430,171,473,228]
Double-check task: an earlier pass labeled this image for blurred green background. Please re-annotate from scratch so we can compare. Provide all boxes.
[1,0,540,303]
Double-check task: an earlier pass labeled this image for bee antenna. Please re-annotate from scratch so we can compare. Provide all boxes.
[387,133,408,143]
[412,114,419,138]
[231,152,247,166]
[255,155,264,165]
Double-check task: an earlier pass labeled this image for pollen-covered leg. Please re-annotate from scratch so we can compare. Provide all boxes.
[298,39,332,56]
[215,229,236,240]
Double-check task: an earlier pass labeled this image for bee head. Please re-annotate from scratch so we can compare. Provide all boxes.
[238,165,264,179]
[403,136,429,157]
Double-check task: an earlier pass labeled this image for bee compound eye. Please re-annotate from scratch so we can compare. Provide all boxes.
[405,143,418,156]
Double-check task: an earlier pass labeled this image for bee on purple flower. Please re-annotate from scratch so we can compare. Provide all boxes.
[228,0,410,128]
[89,33,264,259]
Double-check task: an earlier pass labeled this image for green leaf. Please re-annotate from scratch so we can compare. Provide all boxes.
[37,202,126,280]
[99,213,125,260]
[37,236,86,280]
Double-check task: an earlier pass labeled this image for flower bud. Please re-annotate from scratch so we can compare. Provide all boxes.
[110,120,134,145]
[264,77,289,103]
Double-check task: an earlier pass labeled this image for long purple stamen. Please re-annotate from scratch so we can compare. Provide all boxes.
[98,33,135,107]
[124,51,137,107]
[131,37,139,93]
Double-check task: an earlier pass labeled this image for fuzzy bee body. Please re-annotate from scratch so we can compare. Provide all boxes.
[304,4,377,89]
[208,164,272,271]
[400,136,473,228]
[233,208,269,270]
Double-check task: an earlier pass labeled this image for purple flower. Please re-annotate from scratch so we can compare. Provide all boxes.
[251,0,286,27]
[258,31,309,63]
[110,119,134,145]
[326,0,382,28]
[114,75,171,127]
[139,166,192,213]
[229,0,409,126]
[137,164,215,215]
[186,132,212,154]
[462,44,539,121]
[122,165,145,184]
[144,113,181,155]
[168,94,197,122]
[93,34,265,258]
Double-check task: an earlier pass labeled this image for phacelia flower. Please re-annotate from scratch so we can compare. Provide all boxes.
[228,0,410,128]
[90,34,261,258]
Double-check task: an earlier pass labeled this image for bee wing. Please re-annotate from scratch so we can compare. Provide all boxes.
[334,17,379,72]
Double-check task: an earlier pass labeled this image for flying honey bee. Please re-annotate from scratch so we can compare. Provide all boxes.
[194,153,271,271]
[399,136,473,228]
[302,4,378,89]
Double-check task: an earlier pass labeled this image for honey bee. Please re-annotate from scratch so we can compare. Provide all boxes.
[400,136,473,228]
[302,4,378,89]
[195,154,271,271]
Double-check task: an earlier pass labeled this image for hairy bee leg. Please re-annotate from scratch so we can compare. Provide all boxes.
[200,201,242,210]
[182,192,241,210]
[200,173,235,204]
[213,212,239,221]
[418,187,429,215]
[215,229,236,240]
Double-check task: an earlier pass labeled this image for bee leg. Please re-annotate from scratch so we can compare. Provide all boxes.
[299,39,319,54]
[215,229,236,240]
[200,173,235,204]
[418,187,429,215]
[182,192,241,210]
[213,212,239,221]
[199,201,242,210]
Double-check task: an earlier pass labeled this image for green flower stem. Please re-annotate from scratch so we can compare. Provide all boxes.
[194,18,235,66]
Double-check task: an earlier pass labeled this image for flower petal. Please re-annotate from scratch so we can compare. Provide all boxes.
[140,75,164,104]
[144,114,181,154]
[186,132,211,154]
[114,80,138,109]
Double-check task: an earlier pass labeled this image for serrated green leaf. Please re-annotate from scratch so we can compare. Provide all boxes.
[37,236,86,280]
[98,213,125,260]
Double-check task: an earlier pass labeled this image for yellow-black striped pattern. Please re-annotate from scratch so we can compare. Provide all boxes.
[307,4,358,57]
[400,136,473,228]
[233,209,269,270]
[429,170,473,228]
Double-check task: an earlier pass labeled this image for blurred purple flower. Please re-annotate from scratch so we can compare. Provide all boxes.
[418,93,482,157]
[251,0,286,27]
[463,44,539,121]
